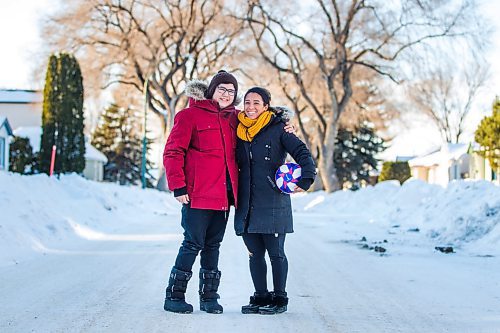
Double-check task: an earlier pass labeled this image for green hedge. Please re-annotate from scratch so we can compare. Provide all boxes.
[9,136,35,174]
[378,161,411,184]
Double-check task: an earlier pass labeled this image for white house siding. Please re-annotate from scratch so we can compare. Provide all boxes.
[83,160,105,182]
[82,142,107,182]
[428,165,441,186]
[411,166,429,182]
[0,120,12,171]
[0,135,7,171]
[471,153,498,184]
[470,153,484,180]
[449,154,470,180]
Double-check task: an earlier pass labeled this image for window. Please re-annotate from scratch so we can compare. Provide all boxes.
[0,137,5,170]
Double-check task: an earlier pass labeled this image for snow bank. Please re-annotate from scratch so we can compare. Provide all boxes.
[1,172,499,265]
[292,179,500,251]
[0,172,177,265]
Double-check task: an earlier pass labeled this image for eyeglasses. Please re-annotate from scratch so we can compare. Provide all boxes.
[217,86,235,96]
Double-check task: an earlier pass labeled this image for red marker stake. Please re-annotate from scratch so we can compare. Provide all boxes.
[49,145,56,176]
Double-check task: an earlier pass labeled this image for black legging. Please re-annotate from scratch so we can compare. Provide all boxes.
[242,233,288,294]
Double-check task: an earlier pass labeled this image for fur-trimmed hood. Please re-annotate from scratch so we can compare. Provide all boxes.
[270,105,295,123]
[185,80,241,105]
[185,80,208,101]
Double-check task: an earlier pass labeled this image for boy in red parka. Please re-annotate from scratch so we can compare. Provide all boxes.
[163,70,239,314]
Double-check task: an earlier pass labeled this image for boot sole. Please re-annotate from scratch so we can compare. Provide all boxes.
[200,306,223,314]
[164,303,193,314]
[259,307,287,315]
[241,307,259,314]
[259,310,276,315]
[164,308,193,314]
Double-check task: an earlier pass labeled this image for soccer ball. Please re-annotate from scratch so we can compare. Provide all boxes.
[275,162,302,194]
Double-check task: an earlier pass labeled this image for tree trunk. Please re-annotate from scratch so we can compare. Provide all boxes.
[310,170,324,192]
[317,148,340,192]
[155,97,184,191]
[155,114,171,192]
[317,123,341,192]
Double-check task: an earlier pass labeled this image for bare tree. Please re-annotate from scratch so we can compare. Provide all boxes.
[407,58,488,143]
[243,0,487,192]
[42,0,243,189]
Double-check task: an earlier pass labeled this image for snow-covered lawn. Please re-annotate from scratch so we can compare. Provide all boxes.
[0,172,499,332]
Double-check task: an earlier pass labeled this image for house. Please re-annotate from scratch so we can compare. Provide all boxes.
[0,89,108,181]
[408,143,470,186]
[0,116,14,171]
[0,90,43,128]
[13,127,108,182]
[82,139,108,182]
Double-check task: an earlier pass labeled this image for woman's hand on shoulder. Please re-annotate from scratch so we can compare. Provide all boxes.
[284,121,296,135]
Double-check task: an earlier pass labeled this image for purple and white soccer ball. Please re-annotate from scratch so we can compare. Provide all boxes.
[275,162,302,194]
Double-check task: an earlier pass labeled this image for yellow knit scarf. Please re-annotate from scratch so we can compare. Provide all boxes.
[237,111,273,142]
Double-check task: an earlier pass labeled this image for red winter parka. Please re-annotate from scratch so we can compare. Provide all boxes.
[163,81,239,211]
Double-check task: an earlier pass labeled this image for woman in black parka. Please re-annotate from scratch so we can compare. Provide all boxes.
[235,87,316,315]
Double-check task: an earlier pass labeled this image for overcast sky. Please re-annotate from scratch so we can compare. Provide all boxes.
[0,0,499,158]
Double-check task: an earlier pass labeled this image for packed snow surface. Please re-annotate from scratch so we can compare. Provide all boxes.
[0,172,499,332]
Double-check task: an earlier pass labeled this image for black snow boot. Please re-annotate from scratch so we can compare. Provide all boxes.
[164,268,193,314]
[199,269,223,314]
[241,291,272,314]
[259,292,288,315]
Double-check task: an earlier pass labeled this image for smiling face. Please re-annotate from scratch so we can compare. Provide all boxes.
[211,83,235,109]
[244,92,269,119]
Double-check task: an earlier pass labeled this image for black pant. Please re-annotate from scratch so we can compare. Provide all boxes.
[173,203,229,272]
[242,233,288,294]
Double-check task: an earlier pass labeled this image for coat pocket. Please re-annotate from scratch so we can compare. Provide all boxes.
[197,124,222,151]
[266,175,284,194]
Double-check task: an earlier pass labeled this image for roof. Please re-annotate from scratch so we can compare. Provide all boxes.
[13,126,41,150]
[0,116,13,135]
[0,89,43,104]
[395,156,415,162]
[85,143,108,163]
[13,126,107,163]
[408,143,469,167]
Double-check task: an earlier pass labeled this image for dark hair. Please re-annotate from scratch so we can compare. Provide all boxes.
[244,87,271,106]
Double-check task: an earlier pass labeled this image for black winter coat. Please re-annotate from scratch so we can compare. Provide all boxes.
[234,113,316,235]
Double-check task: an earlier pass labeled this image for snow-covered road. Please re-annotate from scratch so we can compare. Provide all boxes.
[1,210,498,333]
